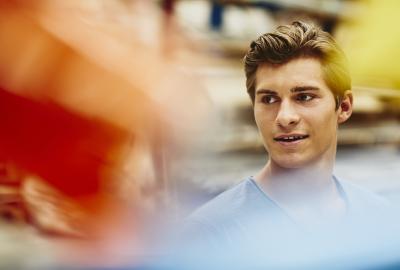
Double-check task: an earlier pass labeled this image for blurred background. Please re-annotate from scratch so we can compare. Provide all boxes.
[166,0,400,213]
[0,0,399,269]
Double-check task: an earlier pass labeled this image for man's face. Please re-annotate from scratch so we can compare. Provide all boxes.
[254,58,347,169]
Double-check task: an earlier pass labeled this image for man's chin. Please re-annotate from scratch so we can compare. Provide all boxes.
[270,155,313,170]
[276,162,308,170]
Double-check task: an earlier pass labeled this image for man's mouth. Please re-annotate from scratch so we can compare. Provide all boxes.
[274,135,309,142]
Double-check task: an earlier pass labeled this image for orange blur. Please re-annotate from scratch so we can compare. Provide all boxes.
[0,0,210,267]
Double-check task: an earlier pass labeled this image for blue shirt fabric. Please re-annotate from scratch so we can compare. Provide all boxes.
[168,177,397,269]
[184,176,389,247]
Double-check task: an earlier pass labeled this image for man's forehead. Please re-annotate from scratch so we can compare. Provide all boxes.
[256,57,323,74]
[255,86,321,95]
[255,58,327,92]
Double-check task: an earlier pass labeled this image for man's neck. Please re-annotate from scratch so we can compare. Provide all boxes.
[254,159,346,224]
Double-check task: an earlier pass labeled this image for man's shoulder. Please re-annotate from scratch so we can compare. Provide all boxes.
[337,177,390,212]
[181,177,292,246]
[186,177,291,233]
[179,178,258,246]
[188,178,258,223]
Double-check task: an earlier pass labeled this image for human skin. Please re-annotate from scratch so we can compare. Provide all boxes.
[253,57,353,173]
[252,57,353,221]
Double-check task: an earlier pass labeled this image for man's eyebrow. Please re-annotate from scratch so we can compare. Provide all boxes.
[290,86,320,93]
[256,89,277,95]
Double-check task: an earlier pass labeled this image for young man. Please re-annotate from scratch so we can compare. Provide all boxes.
[184,21,388,248]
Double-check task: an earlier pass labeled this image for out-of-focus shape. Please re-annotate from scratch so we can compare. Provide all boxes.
[0,0,211,268]
[339,0,400,90]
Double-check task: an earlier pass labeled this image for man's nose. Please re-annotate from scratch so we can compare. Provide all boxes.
[275,100,300,128]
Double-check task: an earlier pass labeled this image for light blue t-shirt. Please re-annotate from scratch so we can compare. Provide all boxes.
[185,176,389,247]
[170,177,398,269]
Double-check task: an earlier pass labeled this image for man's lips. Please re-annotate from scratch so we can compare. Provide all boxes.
[273,134,309,142]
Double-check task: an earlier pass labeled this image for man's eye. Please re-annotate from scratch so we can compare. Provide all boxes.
[296,94,314,102]
[261,95,279,104]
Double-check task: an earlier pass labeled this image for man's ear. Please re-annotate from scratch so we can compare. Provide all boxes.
[338,90,353,124]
